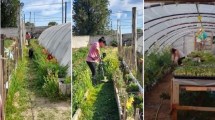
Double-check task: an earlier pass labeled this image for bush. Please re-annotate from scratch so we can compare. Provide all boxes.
[110,40,118,47]
[144,48,172,90]
[126,82,139,92]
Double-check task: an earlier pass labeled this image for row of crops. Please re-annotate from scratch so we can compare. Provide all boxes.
[31,40,70,99]
[6,40,71,119]
[174,51,215,78]
[72,47,120,119]
[72,47,143,119]
[144,48,173,91]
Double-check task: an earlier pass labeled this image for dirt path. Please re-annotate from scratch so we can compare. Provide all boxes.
[22,57,71,120]
[144,74,173,120]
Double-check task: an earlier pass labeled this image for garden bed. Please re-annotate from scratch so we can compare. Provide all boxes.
[112,59,143,119]
[72,47,119,119]
[174,51,215,78]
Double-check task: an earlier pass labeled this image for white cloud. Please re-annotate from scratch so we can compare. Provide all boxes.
[22,0,65,16]
[109,0,143,12]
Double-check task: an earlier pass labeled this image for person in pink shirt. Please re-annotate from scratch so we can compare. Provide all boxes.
[86,37,106,86]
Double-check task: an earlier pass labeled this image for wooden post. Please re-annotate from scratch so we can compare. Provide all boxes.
[119,21,122,55]
[172,79,179,120]
[134,108,140,120]
[0,55,4,120]
[132,7,137,71]
[17,5,22,59]
[117,19,119,47]
[123,97,127,120]
[194,33,197,50]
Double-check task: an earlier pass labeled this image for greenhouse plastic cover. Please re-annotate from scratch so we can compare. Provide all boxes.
[144,3,215,52]
[38,23,71,75]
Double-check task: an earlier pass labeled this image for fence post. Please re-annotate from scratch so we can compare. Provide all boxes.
[135,108,140,120]
[132,7,137,72]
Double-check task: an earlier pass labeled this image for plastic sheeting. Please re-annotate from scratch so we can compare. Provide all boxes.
[144,3,215,52]
[38,23,71,75]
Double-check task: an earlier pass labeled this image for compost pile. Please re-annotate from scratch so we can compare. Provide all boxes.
[174,51,215,79]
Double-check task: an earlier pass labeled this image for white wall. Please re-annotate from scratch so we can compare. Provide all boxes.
[1,28,19,38]
[72,35,117,48]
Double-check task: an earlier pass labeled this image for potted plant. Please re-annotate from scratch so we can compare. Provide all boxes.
[58,65,70,95]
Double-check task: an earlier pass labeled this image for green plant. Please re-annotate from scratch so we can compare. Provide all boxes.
[65,76,71,84]
[42,70,59,99]
[126,82,139,93]
[110,40,118,47]
[6,48,28,120]
[58,65,68,78]
[145,48,172,90]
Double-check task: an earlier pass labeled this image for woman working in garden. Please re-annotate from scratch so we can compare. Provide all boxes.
[86,37,106,86]
[171,48,185,65]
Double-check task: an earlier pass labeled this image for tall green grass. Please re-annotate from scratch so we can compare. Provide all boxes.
[6,48,28,120]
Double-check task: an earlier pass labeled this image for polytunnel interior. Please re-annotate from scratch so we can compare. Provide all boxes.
[144,2,215,54]
[38,23,71,75]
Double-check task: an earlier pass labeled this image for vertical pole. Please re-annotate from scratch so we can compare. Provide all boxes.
[0,55,3,120]
[111,20,113,35]
[119,21,122,54]
[29,12,31,23]
[117,19,119,47]
[0,38,4,120]
[34,12,35,26]
[65,2,67,23]
[24,14,25,24]
[18,5,22,58]
[62,0,64,24]
[132,7,137,71]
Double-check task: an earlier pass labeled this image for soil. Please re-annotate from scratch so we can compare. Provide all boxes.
[144,73,173,120]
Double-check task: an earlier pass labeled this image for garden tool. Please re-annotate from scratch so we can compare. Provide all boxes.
[98,53,108,83]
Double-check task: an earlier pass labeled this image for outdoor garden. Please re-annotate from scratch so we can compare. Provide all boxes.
[72,44,143,120]
[5,39,71,120]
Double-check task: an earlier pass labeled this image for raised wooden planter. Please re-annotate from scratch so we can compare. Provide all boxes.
[58,78,71,95]
[72,90,89,120]
[113,79,123,119]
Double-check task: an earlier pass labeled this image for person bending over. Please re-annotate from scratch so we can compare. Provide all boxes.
[171,48,185,65]
[86,37,106,86]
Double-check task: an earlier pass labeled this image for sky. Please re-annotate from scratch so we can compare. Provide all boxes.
[21,0,143,34]
[108,0,143,33]
[21,0,71,26]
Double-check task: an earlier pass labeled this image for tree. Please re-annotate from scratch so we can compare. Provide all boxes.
[73,0,110,35]
[48,22,58,26]
[1,0,20,27]
[137,28,143,33]
[25,22,35,27]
